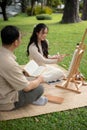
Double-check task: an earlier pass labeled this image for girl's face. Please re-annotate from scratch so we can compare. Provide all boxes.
[37,28,48,42]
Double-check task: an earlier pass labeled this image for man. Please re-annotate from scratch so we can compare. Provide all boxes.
[0,25,48,111]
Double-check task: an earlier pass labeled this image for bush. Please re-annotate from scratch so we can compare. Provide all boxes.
[43,6,53,15]
[36,14,52,20]
[26,6,53,16]
[34,6,45,15]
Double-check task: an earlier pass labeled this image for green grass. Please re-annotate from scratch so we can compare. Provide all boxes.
[0,13,87,130]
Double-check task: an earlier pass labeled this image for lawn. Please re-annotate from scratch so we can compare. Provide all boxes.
[0,13,87,130]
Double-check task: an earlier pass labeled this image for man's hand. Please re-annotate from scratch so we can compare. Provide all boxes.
[23,75,44,92]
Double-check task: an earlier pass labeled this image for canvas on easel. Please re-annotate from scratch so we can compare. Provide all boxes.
[56,29,87,93]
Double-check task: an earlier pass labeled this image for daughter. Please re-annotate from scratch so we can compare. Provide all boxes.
[26,23,66,82]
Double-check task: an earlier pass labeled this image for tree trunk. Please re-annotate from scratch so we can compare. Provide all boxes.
[30,0,35,16]
[21,0,27,13]
[81,0,87,20]
[46,0,52,7]
[0,1,8,21]
[61,0,81,23]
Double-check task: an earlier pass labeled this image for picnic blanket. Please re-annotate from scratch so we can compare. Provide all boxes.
[0,65,87,121]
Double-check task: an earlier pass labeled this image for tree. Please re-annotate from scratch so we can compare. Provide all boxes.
[46,0,62,7]
[0,0,12,21]
[30,0,35,15]
[61,0,81,23]
[81,0,87,20]
[20,0,28,13]
[0,0,8,21]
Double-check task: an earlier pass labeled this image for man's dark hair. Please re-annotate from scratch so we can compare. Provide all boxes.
[1,25,20,45]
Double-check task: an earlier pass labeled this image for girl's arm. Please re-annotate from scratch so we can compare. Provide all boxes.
[29,44,58,65]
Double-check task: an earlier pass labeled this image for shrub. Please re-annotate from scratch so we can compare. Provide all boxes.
[34,6,45,15]
[26,6,53,16]
[43,6,53,15]
[35,6,53,15]
[36,14,52,20]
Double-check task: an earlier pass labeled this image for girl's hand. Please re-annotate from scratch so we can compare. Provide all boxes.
[50,53,69,61]
[51,54,59,59]
[57,54,68,62]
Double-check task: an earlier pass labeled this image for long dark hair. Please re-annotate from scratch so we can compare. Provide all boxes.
[27,23,49,58]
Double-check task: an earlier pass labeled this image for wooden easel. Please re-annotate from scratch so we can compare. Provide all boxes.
[56,29,87,93]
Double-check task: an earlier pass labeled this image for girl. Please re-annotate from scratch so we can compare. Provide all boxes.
[27,23,66,82]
